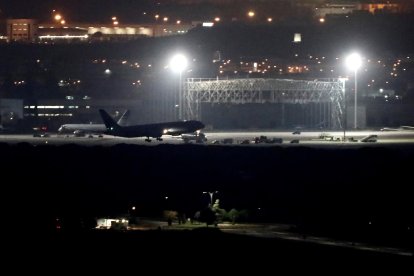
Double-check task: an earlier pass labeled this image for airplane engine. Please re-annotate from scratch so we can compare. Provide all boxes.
[74,130,86,137]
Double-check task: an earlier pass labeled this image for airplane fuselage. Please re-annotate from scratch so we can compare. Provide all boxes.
[58,124,106,134]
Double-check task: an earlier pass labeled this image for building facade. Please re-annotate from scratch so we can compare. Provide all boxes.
[4,20,197,42]
[6,19,37,42]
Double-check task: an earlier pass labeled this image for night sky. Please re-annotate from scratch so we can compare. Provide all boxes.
[2,0,414,23]
[0,0,155,22]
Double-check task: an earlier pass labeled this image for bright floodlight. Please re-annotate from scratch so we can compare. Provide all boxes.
[169,54,188,73]
[346,53,362,71]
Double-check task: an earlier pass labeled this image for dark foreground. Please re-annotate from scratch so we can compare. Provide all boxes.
[2,142,413,260]
[10,228,411,271]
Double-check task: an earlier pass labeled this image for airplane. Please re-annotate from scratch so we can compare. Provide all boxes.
[380,126,414,131]
[99,109,205,142]
[58,110,130,136]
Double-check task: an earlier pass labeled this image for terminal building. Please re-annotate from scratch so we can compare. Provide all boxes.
[4,19,199,43]
[6,19,38,42]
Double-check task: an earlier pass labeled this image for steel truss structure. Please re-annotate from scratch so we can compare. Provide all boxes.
[183,78,346,129]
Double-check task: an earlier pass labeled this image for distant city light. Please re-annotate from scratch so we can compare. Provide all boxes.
[319,18,325,23]
[214,17,220,22]
[248,11,255,17]
[267,18,273,22]
[293,33,301,43]
[203,22,214,27]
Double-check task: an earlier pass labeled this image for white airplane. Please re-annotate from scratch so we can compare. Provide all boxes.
[99,109,205,142]
[58,110,129,136]
[380,126,414,131]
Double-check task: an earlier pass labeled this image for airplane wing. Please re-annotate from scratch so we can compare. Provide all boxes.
[163,127,191,136]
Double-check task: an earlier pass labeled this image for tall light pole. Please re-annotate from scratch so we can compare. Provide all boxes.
[128,206,135,218]
[340,78,347,142]
[346,53,362,129]
[203,191,218,207]
[169,54,188,120]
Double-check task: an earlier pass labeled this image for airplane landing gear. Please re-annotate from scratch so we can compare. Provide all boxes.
[145,138,152,142]
[156,137,163,141]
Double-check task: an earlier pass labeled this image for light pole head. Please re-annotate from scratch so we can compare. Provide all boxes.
[169,54,188,73]
[346,53,362,72]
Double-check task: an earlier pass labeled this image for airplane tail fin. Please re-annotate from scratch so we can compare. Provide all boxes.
[99,109,120,130]
[117,110,130,126]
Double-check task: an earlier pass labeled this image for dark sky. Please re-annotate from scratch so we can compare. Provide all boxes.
[0,0,155,22]
[2,0,414,22]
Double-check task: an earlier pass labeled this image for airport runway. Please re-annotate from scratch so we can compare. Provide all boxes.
[1,130,414,147]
